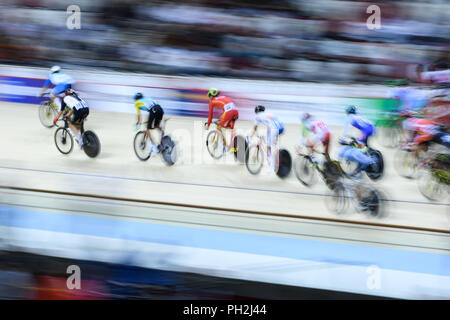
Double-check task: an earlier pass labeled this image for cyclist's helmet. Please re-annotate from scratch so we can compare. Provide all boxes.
[255,105,265,113]
[50,66,61,74]
[134,92,143,101]
[301,112,312,122]
[207,88,219,98]
[346,105,357,115]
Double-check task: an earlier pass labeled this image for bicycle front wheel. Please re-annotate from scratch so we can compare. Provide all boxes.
[133,131,151,161]
[39,102,57,128]
[206,130,226,159]
[294,156,317,186]
[54,127,73,154]
[325,181,349,215]
[394,149,417,179]
[245,144,264,175]
[417,169,448,202]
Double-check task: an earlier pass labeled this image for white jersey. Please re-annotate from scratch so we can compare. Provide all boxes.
[62,95,88,111]
[254,111,283,131]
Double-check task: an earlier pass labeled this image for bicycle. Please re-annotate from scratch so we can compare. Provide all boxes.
[325,178,385,217]
[245,135,292,178]
[133,118,177,166]
[205,120,247,164]
[54,116,101,158]
[294,149,344,190]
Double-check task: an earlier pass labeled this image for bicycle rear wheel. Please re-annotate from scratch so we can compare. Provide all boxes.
[245,144,264,175]
[233,135,248,164]
[276,149,292,179]
[160,135,177,166]
[39,102,57,128]
[294,156,317,186]
[366,149,384,181]
[54,127,73,154]
[133,131,151,161]
[82,130,101,158]
[206,130,226,159]
[359,187,383,217]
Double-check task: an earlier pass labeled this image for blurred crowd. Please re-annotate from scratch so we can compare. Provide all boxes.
[0,0,449,83]
[0,251,373,299]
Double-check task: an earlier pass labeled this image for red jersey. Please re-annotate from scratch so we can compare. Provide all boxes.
[207,96,238,126]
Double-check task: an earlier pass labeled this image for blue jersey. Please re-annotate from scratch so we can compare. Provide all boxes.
[344,114,373,135]
[44,72,74,87]
[388,87,429,111]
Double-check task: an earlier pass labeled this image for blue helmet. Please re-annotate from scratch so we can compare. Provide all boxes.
[346,105,357,114]
[134,92,143,101]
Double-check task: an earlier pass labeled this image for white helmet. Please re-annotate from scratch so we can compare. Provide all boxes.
[50,66,61,74]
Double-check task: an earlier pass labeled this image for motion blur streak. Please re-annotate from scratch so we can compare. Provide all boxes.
[0,0,449,300]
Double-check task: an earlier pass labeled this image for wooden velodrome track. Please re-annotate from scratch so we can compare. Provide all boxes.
[0,102,448,233]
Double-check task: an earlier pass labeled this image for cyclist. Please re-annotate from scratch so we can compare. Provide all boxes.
[403,116,449,151]
[298,113,331,162]
[205,88,239,152]
[342,105,375,148]
[52,89,89,149]
[134,92,164,156]
[248,105,285,172]
[39,66,75,109]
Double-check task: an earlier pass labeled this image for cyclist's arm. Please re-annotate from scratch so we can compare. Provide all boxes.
[207,100,215,128]
[40,79,51,96]
[298,123,309,147]
[135,101,145,125]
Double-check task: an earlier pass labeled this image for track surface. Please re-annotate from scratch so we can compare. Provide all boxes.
[0,102,449,231]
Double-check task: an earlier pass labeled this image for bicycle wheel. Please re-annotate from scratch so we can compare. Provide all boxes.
[366,149,384,181]
[206,130,226,159]
[294,156,317,186]
[245,144,264,175]
[276,149,292,179]
[160,135,177,166]
[82,130,101,158]
[359,187,383,217]
[417,169,448,202]
[394,149,417,179]
[133,131,151,161]
[325,181,349,215]
[233,135,248,164]
[39,102,57,128]
[54,127,73,154]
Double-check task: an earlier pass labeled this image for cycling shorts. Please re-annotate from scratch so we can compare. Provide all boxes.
[72,107,89,124]
[219,109,239,129]
[147,105,164,129]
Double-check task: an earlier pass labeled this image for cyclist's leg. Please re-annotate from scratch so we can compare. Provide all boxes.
[218,113,230,149]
